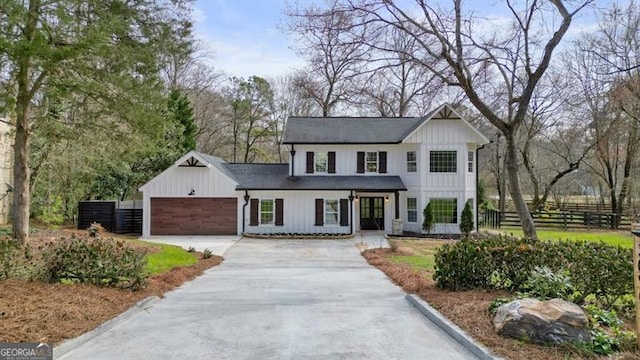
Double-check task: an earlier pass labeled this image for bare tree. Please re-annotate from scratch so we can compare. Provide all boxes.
[292,0,594,238]
[567,0,640,227]
[285,0,368,116]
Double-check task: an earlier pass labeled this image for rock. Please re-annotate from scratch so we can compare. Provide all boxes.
[493,298,591,345]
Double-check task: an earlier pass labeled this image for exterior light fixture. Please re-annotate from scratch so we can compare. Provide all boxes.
[385,195,389,202]
[188,189,195,196]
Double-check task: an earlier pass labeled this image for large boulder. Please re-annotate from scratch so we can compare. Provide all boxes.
[493,298,591,345]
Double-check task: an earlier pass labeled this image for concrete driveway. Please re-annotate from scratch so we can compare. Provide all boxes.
[59,239,476,360]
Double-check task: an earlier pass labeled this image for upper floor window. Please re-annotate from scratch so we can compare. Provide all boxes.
[407,198,417,223]
[407,151,417,173]
[430,150,457,173]
[325,199,339,225]
[260,199,274,225]
[366,152,378,173]
[468,151,474,173]
[315,152,328,173]
[431,198,458,224]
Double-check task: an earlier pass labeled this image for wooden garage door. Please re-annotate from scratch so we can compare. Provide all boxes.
[151,198,237,235]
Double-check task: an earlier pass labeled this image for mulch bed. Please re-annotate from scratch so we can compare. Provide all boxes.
[362,248,640,360]
[0,229,223,344]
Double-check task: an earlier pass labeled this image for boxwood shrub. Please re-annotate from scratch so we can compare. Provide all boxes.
[434,235,632,306]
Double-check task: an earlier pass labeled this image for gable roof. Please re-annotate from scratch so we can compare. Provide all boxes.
[283,104,490,145]
[224,163,406,191]
[138,151,238,192]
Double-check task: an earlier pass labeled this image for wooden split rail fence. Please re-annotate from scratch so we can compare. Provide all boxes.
[481,209,633,230]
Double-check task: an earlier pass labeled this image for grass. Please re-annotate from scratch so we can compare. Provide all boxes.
[388,239,450,274]
[131,240,198,275]
[493,228,634,248]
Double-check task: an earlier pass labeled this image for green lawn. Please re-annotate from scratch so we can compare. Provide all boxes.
[388,240,450,273]
[132,240,199,275]
[492,228,634,248]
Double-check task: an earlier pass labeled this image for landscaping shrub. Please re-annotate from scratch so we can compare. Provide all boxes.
[459,201,474,237]
[521,266,574,301]
[422,202,434,233]
[434,235,633,308]
[40,235,147,290]
[582,305,637,355]
[0,237,19,280]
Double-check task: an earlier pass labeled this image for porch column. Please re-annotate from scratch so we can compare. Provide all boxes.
[394,191,399,219]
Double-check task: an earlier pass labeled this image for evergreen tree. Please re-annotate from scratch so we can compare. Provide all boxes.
[168,89,197,152]
[422,202,434,234]
[460,201,474,238]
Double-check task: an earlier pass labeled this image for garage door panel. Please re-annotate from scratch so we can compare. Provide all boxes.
[151,198,237,235]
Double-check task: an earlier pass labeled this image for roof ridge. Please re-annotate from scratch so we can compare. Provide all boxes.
[226,162,288,165]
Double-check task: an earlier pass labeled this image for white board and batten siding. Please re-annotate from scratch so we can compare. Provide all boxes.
[140,164,239,237]
[243,190,354,234]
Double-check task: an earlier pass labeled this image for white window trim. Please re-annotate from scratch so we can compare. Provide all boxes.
[324,199,340,226]
[406,197,417,223]
[365,151,378,173]
[429,150,458,174]
[315,152,328,173]
[407,151,417,173]
[259,199,275,226]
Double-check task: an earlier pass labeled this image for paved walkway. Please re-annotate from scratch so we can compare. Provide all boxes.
[59,238,476,360]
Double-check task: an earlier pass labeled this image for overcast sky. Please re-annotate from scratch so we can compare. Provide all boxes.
[192,0,603,79]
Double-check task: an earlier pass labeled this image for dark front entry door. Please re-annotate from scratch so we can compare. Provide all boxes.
[360,197,384,230]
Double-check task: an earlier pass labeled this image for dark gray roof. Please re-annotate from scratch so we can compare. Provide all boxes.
[224,163,407,191]
[283,116,425,144]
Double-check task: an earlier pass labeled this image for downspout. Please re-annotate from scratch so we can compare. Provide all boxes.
[476,143,489,232]
[242,190,250,234]
[348,191,355,235]
[290,144,296,177]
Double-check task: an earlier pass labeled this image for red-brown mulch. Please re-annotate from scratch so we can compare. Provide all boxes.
[362,248,631,360]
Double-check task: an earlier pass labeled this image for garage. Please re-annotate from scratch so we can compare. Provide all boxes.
[150,198,237,235]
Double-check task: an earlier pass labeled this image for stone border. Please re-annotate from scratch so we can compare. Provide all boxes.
[405,294,502,360]
[54,296,161,359]
[243,233,354,240]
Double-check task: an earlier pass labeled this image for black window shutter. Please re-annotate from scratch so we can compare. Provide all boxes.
[339,199,349,226]
[328,152,336,173]
[275,199,284,226]
[250,199,259,226]
[315,199,324,226]
[379,151,387,173]
[357,152,365,173]
[306,152,314,173]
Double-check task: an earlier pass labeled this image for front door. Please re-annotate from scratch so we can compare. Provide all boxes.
[360,197,384,230]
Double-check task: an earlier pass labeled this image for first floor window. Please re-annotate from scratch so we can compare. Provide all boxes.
[325,200,339,225]
[430,198,457,224]
[315,152,328,173]
[407,151,417,173]
[430,150,457,173]
[260,199,274,225]
[366,151,378,172]
[407,198,417,223]
[468,151,474,173]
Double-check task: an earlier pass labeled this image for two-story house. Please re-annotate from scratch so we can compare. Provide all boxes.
[139,104,489,237]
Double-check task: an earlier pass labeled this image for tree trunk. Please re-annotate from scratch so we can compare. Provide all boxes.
[13,95,31,245]
[505,134,537,239]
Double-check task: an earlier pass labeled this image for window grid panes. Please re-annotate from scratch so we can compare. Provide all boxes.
[315,152,328,173]
[407,151,417,173]
[260,199,274,225]
[430,151,457,173]
[325,200,339,225]
[468,151,474,173]
[431,198,457,224]
[407,198,417,223]
[366,152,378,172]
